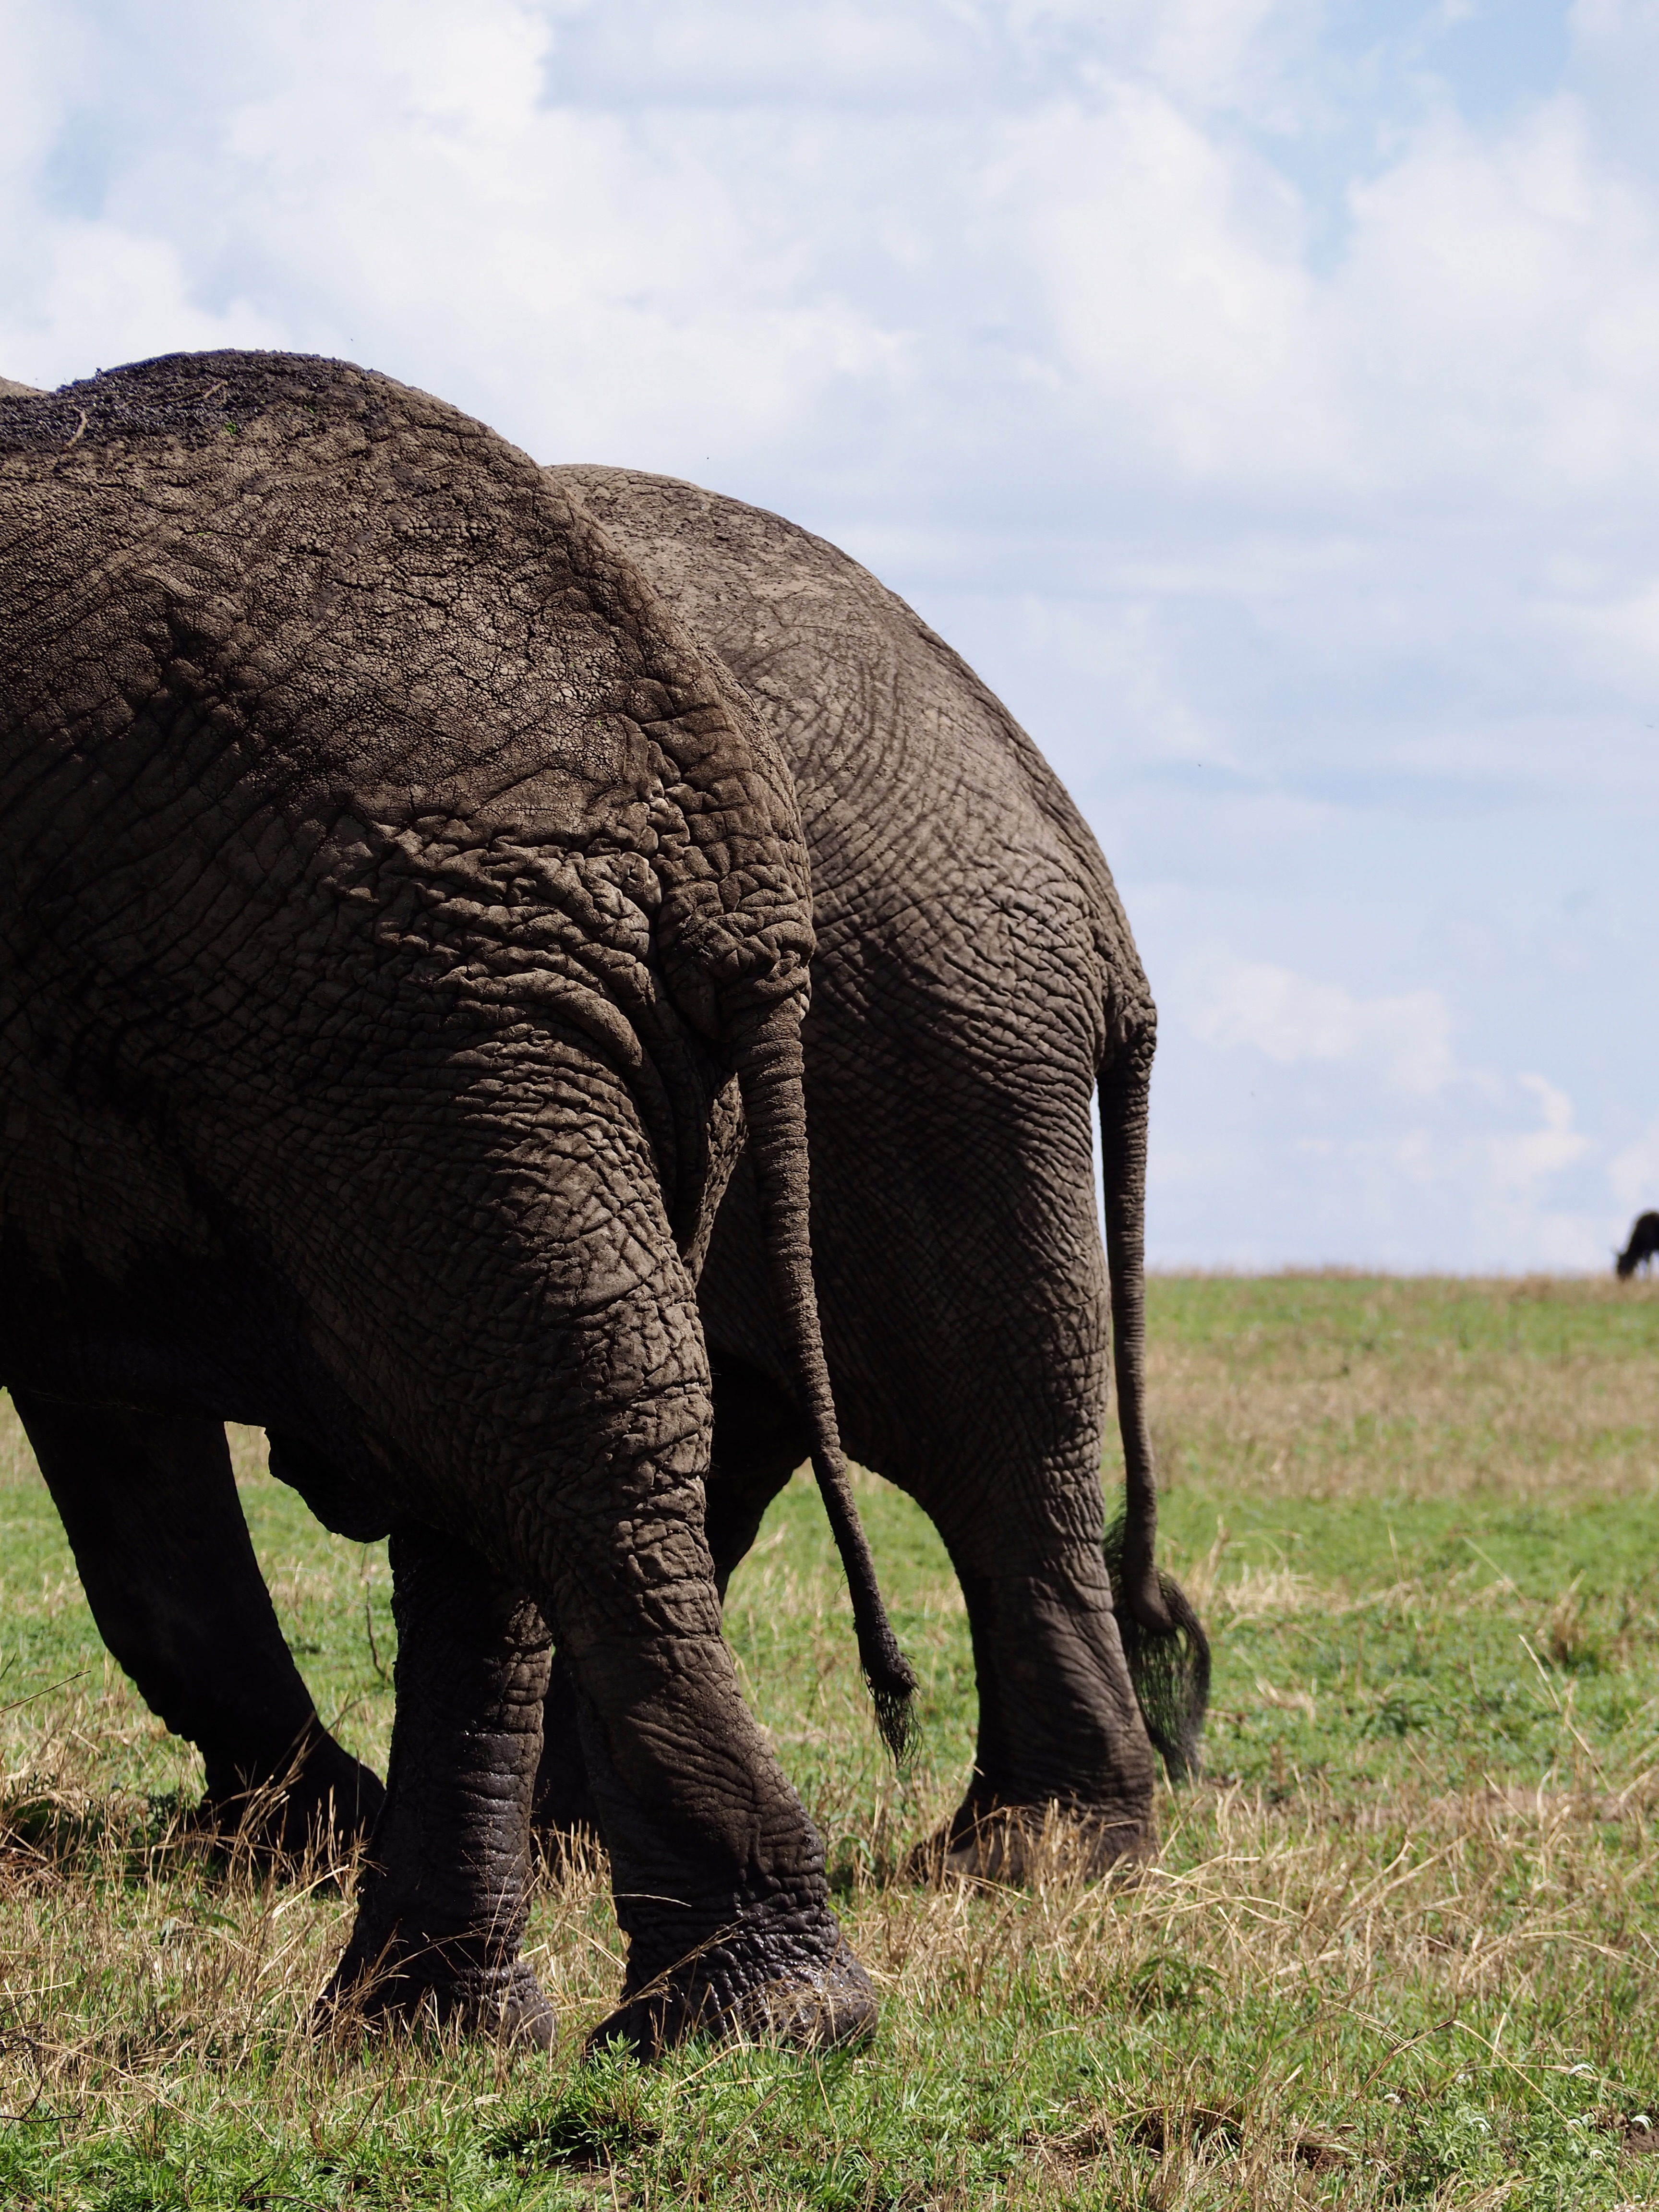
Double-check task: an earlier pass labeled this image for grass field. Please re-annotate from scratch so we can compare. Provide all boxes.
[4,1274,1659,2207]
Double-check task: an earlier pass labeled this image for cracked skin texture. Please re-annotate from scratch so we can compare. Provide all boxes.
[540,467,1161,1875]
[0,353,877,2051]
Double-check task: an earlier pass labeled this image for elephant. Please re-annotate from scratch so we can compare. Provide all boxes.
[1617,1212,1659,1279]
[537,467,1207,1876]
[1,398,1205,1892]
[0,349,915,2055]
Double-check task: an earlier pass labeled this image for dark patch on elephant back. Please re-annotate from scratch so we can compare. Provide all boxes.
[0,350,373,456]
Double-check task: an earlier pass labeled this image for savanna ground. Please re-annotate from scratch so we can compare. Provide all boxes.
[4,1277,1659,2207]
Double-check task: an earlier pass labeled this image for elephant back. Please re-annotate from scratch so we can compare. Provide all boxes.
[553,463,1151,1077]
[0,355,816,1054]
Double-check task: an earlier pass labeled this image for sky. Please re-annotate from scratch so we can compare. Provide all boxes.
[4,0,1658,1271]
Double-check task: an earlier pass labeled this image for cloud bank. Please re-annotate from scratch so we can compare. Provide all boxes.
[4,0,1656,1268]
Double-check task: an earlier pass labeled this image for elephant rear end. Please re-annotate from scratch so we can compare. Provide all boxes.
[556,465,1208,1865]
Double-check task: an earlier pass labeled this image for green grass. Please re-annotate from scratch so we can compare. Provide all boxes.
[4,1274,1659,2205]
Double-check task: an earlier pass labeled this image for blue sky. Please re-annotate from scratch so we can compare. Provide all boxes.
[5,0,1658,1270]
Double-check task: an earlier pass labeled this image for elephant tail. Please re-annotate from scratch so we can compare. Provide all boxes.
[1098,1016,1212,1780]
[735,1000,919,1762]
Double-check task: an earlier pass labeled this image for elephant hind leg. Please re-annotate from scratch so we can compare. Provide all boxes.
[10,1391,383,1858]
[907,1561,1156,1885]
[540,1357,868,2057]
[531,1351,809,1851]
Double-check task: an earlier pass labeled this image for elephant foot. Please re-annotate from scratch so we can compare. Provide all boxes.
[193,1731,386,1866]
[905,1799,1151,1887]
[589,1934,877,2060]
[318,1942,556,2050]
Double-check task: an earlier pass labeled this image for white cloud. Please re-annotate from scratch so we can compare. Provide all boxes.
[1150,954,1614,1271]
[4,0,1657,1269]
[1182,951,1456,1095]
[1610,1122,1659,1213]
[1488,1074,1589,1187]
[4,0,1657,543]
[1022,90,1329,483]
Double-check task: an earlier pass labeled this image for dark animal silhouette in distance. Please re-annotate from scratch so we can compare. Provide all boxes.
[1616,1212,1659,1278]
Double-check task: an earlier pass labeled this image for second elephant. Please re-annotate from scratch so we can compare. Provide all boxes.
[545,469,1208,1875]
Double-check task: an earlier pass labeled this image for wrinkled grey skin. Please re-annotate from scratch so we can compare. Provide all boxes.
[541,469,1190,1874]
[0,352,902,2055]
[3,373,380,1849]
[0,376,380,1849]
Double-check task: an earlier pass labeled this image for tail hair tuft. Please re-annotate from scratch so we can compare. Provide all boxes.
[1104,1510,1211,1783]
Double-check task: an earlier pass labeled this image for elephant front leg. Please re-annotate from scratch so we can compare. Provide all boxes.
[323,1524,555,2046]
[10,1392,383,1857]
